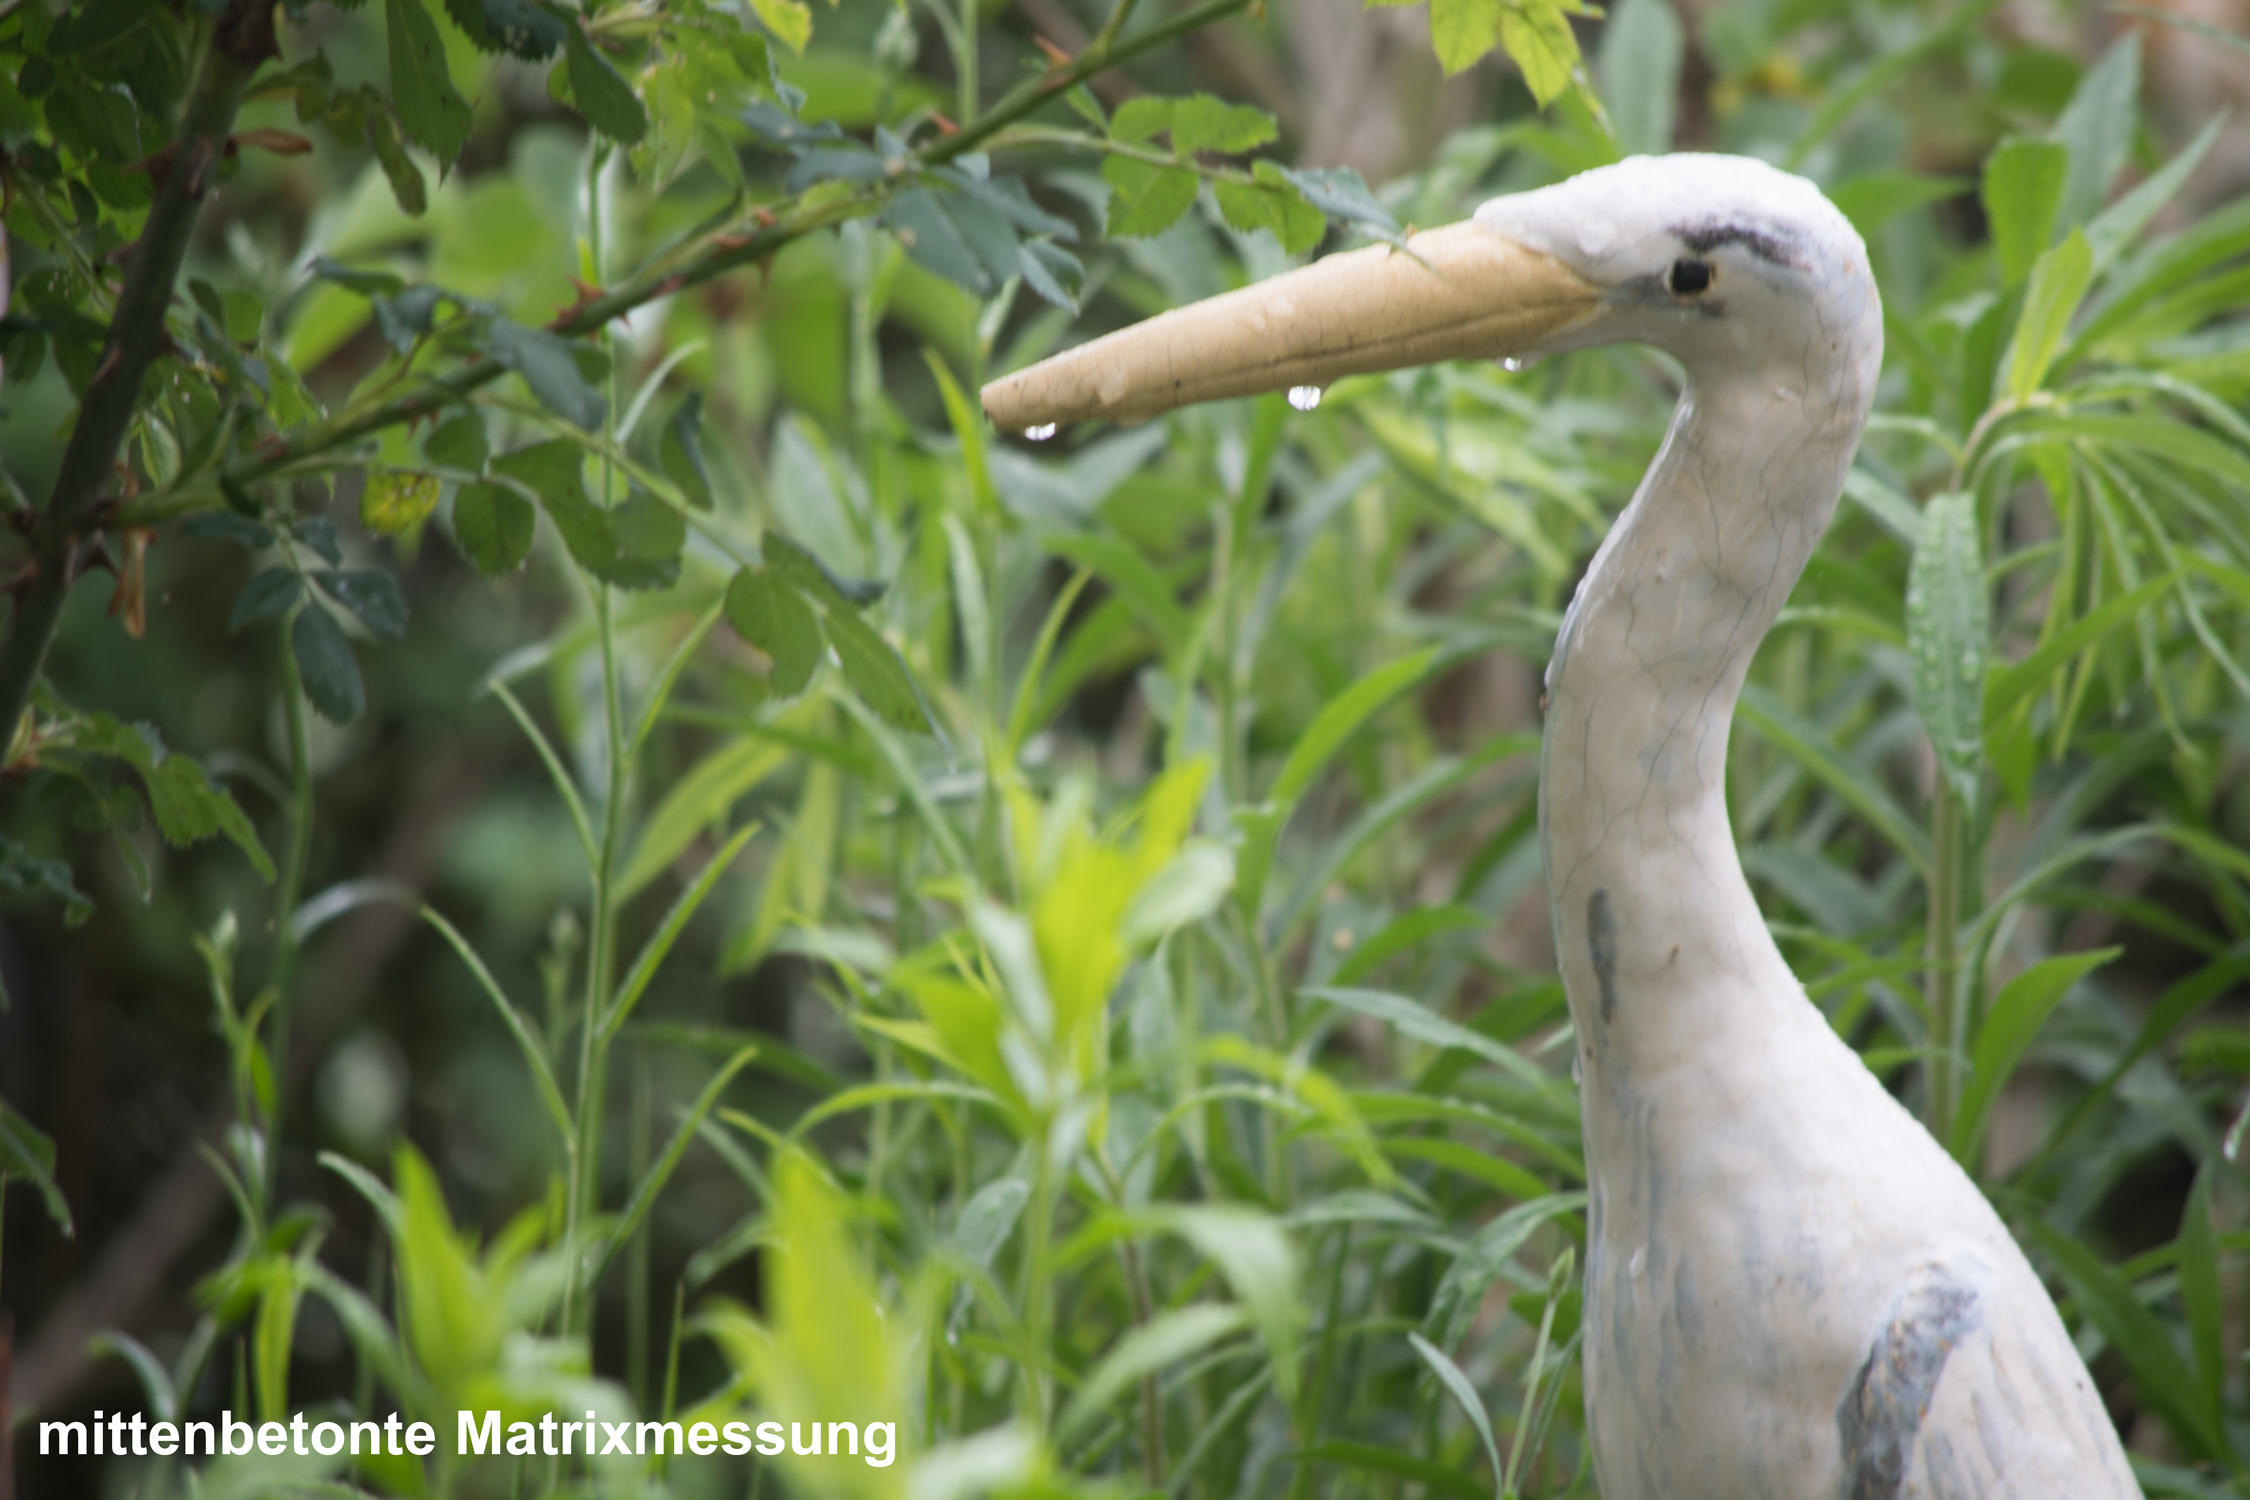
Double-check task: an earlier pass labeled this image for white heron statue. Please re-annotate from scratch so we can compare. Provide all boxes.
[983,154,2143,1499]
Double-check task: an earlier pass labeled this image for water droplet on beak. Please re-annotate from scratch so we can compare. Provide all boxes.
[1024,423,1057,441]
[1501,357,1523,373]
[1287,385,1322,412]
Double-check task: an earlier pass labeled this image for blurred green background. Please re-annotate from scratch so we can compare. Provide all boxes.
[4,0,2250,1493]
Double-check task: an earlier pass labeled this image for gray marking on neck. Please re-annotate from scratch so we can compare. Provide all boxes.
[1837,1268,1981,1500]
[1588,889,1620,1023]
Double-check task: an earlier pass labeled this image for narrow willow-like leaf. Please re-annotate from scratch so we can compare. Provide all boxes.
[1950,947,2119,1166]
[1907,493,1988,809]
[1408,1330,1504,1493]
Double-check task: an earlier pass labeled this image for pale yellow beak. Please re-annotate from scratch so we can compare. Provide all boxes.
[980,221,1601,431]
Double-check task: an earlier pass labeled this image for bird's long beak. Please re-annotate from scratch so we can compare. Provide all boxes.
[980,221,1601,431]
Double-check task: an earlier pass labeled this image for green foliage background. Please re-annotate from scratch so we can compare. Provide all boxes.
[2,0,2250,1494]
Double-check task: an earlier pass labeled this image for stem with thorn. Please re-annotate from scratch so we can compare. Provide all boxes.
[0,0,275,751]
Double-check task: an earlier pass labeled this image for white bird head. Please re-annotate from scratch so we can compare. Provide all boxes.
[981,153,1881,432]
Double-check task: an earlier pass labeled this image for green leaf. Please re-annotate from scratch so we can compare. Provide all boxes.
[886,186,999,295]
[366,108,428,216]
[1500,0,1582,104]
[1597,0,1682,155]
[293,604,367,724]
[443,0,565,59]
[1057,1304,1250,1443]
[67,715,276,881]
[0,1098,73,1236]
[2020,1216,2225,1462]
[747,0,811,54]
[494,442,672,589]
[1277,166,1399,236]
[1305,986,1550,1091]
[2180,1164,2223,1437]
[612,489,685,565]
[620,737,788,898]
[424,409,488,471]
[2052,34,2138,231]
[394,1142,502,1394]
[451,480,535,577]
[1103,157,1199,239]
[608,823,761,1031]
[824,606,929,733]
[0,837,94,927]
[385,0,474,163]
[565,19,648,144]
[1214,162,1326,255]
[1163,1206,1302,1393]
[1409,1330,1504,1493]
[661,393,713,510]
[1299,1443,1489,1500]
[1950,948,2119,1165]
[1108,96,1174,143]
[591,1044,759,1286]
[482,320,605,429]
[2005,230,2092,400]
[228,569,303,632]
[1906,493,1987,809]
[1429,0,1503,74]
[1982,571,2177,730]
[254,1265,303,1423]
[1981,138,2066,288]
[725,567,824,696]
[313,569,409,639]
[1170,94,1276,155]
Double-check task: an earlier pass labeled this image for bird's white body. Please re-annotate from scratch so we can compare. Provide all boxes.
[982,151,2145,1500]
[1499,156,2140,1500]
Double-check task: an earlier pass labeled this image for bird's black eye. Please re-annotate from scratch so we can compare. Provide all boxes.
[1668,258,1713,295]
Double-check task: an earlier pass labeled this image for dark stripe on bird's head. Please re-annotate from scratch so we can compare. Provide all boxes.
[1672,221,1802,269]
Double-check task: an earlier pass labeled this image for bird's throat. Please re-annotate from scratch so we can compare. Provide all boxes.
[1538,369,1865,1078]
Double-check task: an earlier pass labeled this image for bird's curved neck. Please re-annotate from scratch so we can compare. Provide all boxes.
[1540,364,1867,1073]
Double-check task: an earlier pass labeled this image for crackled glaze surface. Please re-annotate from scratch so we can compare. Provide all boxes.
[1508,156,2140,1500]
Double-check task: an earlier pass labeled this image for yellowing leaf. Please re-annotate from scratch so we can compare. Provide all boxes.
[361,468,440,536]
[749,0,812,54]
[1429,0,1503,74]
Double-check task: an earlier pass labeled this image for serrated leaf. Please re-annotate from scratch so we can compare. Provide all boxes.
[612,489,685,563]
[886,187,994,294]
[564,19,647,144]
[365,108,428,216]
[1906,493,1987,809]
[386,0,474,163]
[747,0,810,53]
[1017,240,1083,312]
[294,515,344,565]
[482,319,605,429]
[1278,165,1399,236]
[63,715,275,880]
[1499,0,1580,104]
[1170,94,1275,155]
[2006,230,2092,400]
[451,480,534,576]
[313,569,409,639]
[360,468,440,536]
[228,569,303,632]
[661,394,713,510]
[1108,96,1173,144]
[823,606,927,732]
[293,605,367,723]
[424,409,488,471]
[443,0,564,59]
[1430,0,1503,75]
[0,837,93,929]
[1982,138,2066,289]
[1215,161,1325,254]
[1102,157,1198,239]
[0,1099,71,1236]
